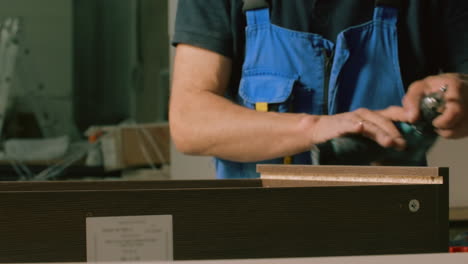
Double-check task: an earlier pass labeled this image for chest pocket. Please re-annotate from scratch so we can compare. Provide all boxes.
[238,71,297,113]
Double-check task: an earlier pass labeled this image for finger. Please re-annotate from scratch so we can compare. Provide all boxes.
[312,115,364,143]
[318,111,404,149]
[377,106,411,123]
[317,113,390,146]
[355,108,406,149]
[437,129,457,139]
[358,119,396,148]
[433,100,464,129]
[337,117,369,138]
[347,112,396,149]
[438,75,465,102]
[436,124,468,139]
[403,80,426,123]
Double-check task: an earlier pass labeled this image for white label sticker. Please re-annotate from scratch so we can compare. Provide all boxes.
[86,215,173,262]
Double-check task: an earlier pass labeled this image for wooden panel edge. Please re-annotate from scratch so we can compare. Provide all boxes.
[261,174,443,185]
[257,165,441,177]
[261,179,401,188]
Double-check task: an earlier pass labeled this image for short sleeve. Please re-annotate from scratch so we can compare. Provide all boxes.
[172,0,234,58]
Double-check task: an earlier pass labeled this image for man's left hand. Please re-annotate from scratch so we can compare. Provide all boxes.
[403,73,468,139]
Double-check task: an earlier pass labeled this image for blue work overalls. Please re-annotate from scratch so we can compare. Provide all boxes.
[215,1,405,179]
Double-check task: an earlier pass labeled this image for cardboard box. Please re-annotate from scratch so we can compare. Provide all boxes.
[88,123,170,170]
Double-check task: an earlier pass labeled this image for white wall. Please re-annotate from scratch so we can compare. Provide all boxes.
[428,138,468,207]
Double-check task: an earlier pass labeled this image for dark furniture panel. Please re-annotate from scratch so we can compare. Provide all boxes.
[0,176,448,262]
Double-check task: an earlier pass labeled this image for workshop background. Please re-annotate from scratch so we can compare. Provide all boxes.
[0,0,467,206]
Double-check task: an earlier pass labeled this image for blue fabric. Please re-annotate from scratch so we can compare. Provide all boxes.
[329,7,405,113]
[215,6,405,179]
[239,72,297,109]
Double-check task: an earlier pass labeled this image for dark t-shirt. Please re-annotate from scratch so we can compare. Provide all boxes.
[173,0,468,96]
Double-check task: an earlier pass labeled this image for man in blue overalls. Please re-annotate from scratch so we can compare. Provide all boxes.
[170,0,468,179]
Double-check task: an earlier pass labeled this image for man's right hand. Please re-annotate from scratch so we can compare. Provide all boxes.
[310,107,407,151]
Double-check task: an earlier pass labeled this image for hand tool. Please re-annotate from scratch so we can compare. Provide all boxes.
[313,86,446,165]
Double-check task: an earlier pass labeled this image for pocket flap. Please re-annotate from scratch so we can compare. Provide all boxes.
[239,73,296,103]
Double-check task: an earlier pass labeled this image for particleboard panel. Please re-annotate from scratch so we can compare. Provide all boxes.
[258,165,443,185]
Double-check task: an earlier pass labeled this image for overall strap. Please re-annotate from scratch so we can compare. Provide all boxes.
[374,0,401,23]
[243,0,270,26]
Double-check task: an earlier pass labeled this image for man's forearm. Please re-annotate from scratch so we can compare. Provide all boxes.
[170,88,318,162]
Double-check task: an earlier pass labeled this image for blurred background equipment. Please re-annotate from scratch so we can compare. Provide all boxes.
[0,0,170,138]
[0,0,79,139]
[0,0,170,181]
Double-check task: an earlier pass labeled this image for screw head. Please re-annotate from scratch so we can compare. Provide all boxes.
[409,199,420,213]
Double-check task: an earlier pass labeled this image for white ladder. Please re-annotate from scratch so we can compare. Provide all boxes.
[0,18,20,139]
